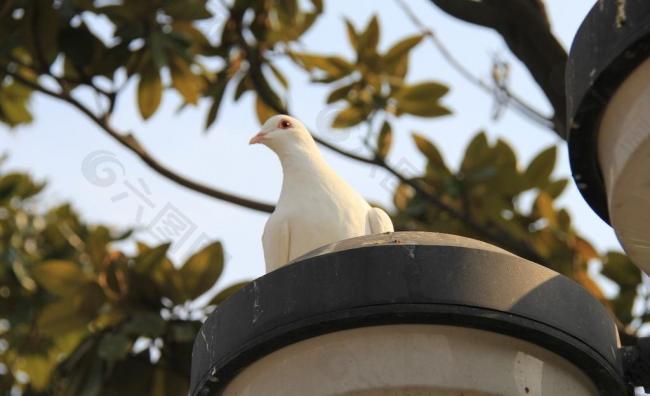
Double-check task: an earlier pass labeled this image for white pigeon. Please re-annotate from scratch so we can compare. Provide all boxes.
[250,114,394,272]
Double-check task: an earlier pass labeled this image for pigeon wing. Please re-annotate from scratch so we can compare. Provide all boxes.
[262,217,291,272]
[366,207,394,234]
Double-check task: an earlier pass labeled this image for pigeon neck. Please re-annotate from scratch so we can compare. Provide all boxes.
[275,141,332,189]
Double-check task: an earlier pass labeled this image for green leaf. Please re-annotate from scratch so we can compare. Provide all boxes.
[525,146,556,187]
[58,25,104,73]
[291,53,354,80]
[397,101,451,117]
[173,21,211,56]
[87,226,110,271]
[256,95,278,125]
[394,81,449,102]
[0,95,33,126]
[460,132,489,172]
[602,252,642,287]
[123,312,166,338]
[393,183,414,210]
[545,179,568,198]
[14,354,56,391]
[359,15,380,51]
[332,105,368,128]
[268,63,289,88]
[376,121,392,159]
[612,290,637,325]
[387,53,409,79]
[0,83,33,126]
[274,0,298,25]
[163,0,213,20]
[29,0,61,67]
[412,133,447,171]
[493,139,517,169]
[208,281,250,306]
[31,260,87,296]
[37,299,89,334]
[180,241,224,299]
[137,65,162,120]
[235,75,253,100]
[601,252,640,325]
[148,31,168,69]
[151,258,187,304]
[558,209,571,230]
[252,71,285,114]
[326,81,356,104]
[394,82,451,117]
[384,35,422,66]
[134,243,170,274]
[0,172,43,200]
[98,333,132,364]
[37,284,104,334]
[170,57,205,104]
[344,18,359,49]
[311,0,324,12]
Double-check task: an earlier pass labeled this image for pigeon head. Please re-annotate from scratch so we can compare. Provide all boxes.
[248,115,314,152]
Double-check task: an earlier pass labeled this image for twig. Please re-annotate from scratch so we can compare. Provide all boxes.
[3,67,275,213]
[7,52,114,109]
[394,0,554,130]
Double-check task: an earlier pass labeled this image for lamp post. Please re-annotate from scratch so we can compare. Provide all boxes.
[190,1,650,395]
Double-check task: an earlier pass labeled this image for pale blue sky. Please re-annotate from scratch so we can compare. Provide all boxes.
[1,1,617,295]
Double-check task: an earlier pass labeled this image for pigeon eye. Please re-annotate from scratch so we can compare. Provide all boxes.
[279,120,292,129]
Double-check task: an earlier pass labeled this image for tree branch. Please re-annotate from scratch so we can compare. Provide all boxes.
[395,0,554,130]
[4,67,275,213]
[427,0,568,138]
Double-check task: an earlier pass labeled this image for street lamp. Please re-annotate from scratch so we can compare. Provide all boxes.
[190,233,626,395]
[566,0,650,273]
[191,1,650,395]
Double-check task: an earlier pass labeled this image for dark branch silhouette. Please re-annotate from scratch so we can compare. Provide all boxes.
[428,0,568,138]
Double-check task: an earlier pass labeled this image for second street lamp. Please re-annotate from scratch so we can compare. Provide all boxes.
[566,0,650,273]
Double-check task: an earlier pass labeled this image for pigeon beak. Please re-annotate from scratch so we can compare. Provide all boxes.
[249,130,267,145]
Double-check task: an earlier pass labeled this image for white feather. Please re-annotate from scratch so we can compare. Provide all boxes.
[252,115,394,272]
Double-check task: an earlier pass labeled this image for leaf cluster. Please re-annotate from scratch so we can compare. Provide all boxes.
[0,168,247,395]
[0,0,323,129]
[394,132,646,330]
[290,15,450,130]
